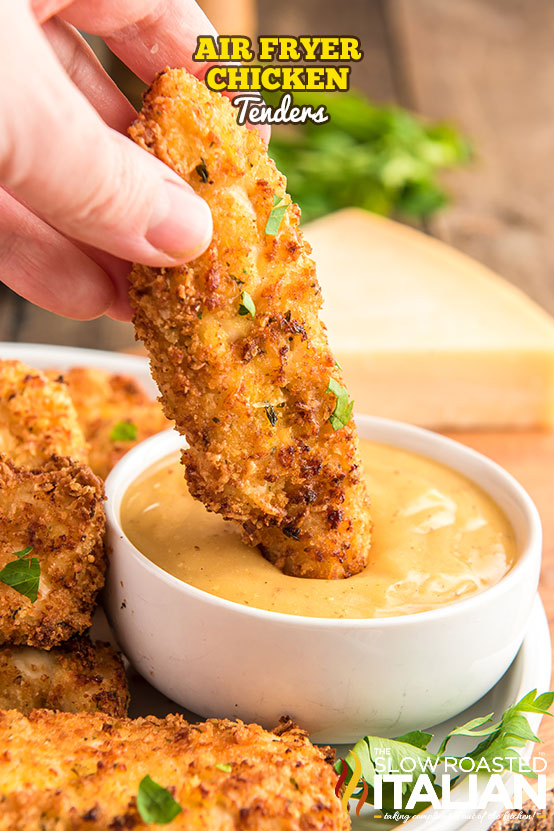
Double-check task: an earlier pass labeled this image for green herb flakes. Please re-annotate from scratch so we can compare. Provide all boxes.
[215,763,232,772]
[238,290,256,319]
[195,159,209,183]
[265,193,288,235]
[264,404,278,427]
[12,546,33,559]
[136,775,182,825]
[110,421,138,442]
[0,546,40,603]
[326,378,354,431]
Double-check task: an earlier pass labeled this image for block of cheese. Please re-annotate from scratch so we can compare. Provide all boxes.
[303,208,554,429]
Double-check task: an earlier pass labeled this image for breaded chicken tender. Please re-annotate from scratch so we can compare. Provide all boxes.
[129,69,371,579]
[0,637,128,717]
[50,367,171,479]
[0,710,348,831]
[0,361,87,467]
[0,456,106,648]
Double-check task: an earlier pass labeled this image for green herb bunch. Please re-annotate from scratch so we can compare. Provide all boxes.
[267,89,471,224]
[337,690,553,818]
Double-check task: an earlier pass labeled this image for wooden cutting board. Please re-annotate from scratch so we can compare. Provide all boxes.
[444,429,554,764]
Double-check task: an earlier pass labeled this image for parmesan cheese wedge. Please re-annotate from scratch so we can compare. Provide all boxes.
[303,208,554,429]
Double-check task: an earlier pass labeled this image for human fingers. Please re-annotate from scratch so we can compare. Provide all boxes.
[0,187,117,320]
[63,240,134,321]
[36,0,271,144]
[0,3,212,267]
[42,16,136,133]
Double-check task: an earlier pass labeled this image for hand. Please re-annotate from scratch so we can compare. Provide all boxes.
[0,0,270,322]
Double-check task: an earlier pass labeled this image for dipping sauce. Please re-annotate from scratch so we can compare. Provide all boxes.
[121,440,516,619]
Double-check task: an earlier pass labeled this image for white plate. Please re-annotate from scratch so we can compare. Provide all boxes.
[1,342,551,831]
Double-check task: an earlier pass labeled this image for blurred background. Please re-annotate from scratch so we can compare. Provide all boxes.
[2,0,553,347]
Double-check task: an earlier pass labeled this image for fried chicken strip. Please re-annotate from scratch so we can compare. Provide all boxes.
[0,361,87,467]
[50,367,171,479]
[0,456,106,648]
[0,636,128,717]
[129,69,371,579]
[0,711,348,831]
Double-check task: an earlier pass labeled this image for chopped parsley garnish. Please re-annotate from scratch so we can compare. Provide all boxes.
[195,159,209,182]
[326,378,353,431]
[12,546,33,559]
[265,193,288,235]
[215,763,232,772]
[238,290,256,319]
[136,775,182,825]
[0,546,40,603]
[110,420,138,442]
[264,404,278,427]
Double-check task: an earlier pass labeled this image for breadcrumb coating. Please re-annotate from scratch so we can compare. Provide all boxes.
[0,361,87,467]
[129,69,371,579]
[0,637,128,717]
[50,367,171,479]
[0,711,348,831]
[0,456,106,648]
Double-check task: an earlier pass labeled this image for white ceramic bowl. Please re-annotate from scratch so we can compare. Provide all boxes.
[104,416,541,743]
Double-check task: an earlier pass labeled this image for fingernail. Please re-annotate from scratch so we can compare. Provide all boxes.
[146,181,212,260]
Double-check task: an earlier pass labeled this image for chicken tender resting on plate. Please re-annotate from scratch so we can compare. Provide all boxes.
[0,711,348,831]
[0,455,106,648]
[129,69,371,579]
[50,367,171,479]
[0,636,128,716]
[0,361,87,467]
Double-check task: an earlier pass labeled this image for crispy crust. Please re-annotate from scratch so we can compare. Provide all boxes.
[0,637,129,717]
[0,361,88,467]
[50,367,171,479]
[0,637,129,718]
[0,710,349,831]
[129,69,371,579]
[0,456,106,648]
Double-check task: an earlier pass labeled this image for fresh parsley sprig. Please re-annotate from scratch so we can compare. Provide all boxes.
[110,420,138,442]
[265,193,288,235]
[0,546,40,603]
[326,377,354,431]
[136,775,182,825]
[443,690,554,779]
[336,690,553,817]
[267,88,470,224]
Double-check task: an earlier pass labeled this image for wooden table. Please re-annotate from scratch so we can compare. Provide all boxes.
[444,430,554,770]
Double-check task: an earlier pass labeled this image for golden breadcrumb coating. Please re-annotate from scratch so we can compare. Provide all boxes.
[0,637,128,717]
[0,361,87,467]
[0,711,348,831]
[0,455,106,648]
[129,69,371,579]
[50,367,171,479]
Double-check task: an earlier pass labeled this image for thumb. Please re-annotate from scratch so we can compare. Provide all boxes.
[0,5,212,267]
